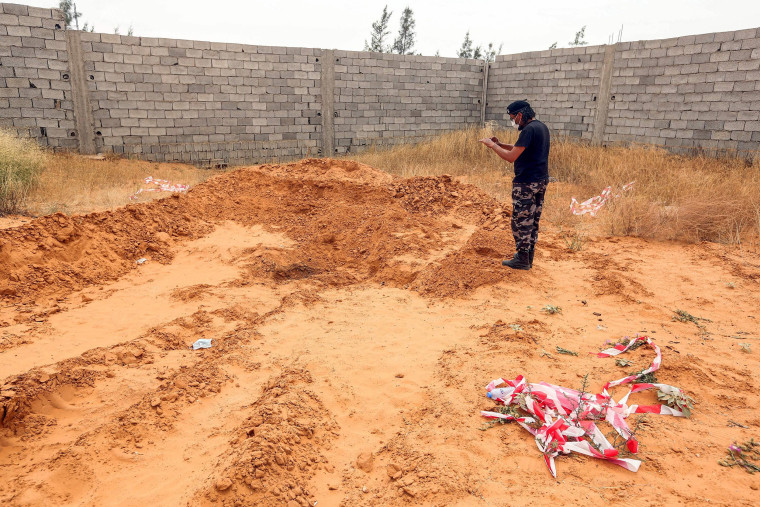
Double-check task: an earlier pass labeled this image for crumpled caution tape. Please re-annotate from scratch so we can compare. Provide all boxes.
[130,176,190,200]
[481,335,688,477]
[570,181,635,216]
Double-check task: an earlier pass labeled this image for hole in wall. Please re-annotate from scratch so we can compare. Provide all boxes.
[95,131,102,136]
[335,58,339,62]
[593,96,597,101]
[54,99,61,109]
[55,23,62,29]
[477,99,481,104]
[89,75,94,80]
[40,127,47,137]
[29,81,36,88]
[611,95,616,101]
[317,112,321,116]
[316,58,319,62]
[68,130,77,137]
[62,73,70,81]
[578,57,581,62]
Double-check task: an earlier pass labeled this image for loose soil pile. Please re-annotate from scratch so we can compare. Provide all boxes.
[1,158,759,506]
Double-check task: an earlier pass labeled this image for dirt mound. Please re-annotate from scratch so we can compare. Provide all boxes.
[0,206,207,303]
[194,369,337,506]
[389,174,507,221]
[257,158,394,186]
[0,159,509,311]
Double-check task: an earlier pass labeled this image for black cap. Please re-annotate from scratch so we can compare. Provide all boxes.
[507,100,531,115]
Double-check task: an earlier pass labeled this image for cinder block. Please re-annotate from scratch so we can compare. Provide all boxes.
[734,28,757,40]
[100,33,122,44]
[2,4,29,15]
[27,7,53,18]
[0,12,18,25]
[10,45,36,58]
[723,120,745,130]
[18,16,43,28]
[7,25,32,37]
[694,33,716,44]
[729,49,752,61]
[20,36,45,48]
[738,59,760,71]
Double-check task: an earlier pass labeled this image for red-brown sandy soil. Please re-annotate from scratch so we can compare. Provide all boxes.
[1,159,759,506]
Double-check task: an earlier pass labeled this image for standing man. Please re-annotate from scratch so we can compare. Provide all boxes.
[479,100,550,270]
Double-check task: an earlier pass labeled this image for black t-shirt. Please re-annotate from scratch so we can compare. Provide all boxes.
[513,120,550,183]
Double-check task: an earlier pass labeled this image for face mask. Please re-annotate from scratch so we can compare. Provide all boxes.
[510,113,521,129]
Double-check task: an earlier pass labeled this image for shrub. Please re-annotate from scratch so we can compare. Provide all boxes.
[0,129,47,215]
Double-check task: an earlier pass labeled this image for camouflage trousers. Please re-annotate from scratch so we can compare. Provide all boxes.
[511,180,548,252]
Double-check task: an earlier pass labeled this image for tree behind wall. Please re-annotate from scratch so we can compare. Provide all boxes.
[58,0,80,28]
[482,42,502,63]
[457,31,474,58]
[569,26,588,46]
[59,1,95,31]
[392,7,416,55]
[458,32,502,62]
[364,5,392,53]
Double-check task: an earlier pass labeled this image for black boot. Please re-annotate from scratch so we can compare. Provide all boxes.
[529,246,535,267]
[502,249,531,270]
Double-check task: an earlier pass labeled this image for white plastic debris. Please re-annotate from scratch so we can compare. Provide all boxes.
[136,258,147,264]
[191,339,213,350]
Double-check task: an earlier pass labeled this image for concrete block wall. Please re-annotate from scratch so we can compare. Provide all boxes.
[486,28,760,154]
[78,32,323,164]
[605,28,760,153]
[0,4,77,149]
[2,2,759,163]
[333,50,483,154]
[486,45,606,141]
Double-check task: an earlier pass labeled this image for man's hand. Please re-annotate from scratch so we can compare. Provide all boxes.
[490,136,514,150]
[479,137,526,163]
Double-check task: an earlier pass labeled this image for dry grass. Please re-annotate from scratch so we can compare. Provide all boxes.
[4,127,759,246]
[348,126,760,245]
[0,129,47,215]
[24,152,221,216]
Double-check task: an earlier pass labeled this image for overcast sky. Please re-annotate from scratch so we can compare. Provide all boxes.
[24,1,760,56]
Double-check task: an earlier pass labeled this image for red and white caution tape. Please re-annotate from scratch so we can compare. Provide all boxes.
[570,181,635,216]
[481,335,688,477]
[130,176,190,200]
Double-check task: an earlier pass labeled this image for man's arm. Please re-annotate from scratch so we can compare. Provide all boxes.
[479,138,526,163]
[490,137,513,150]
